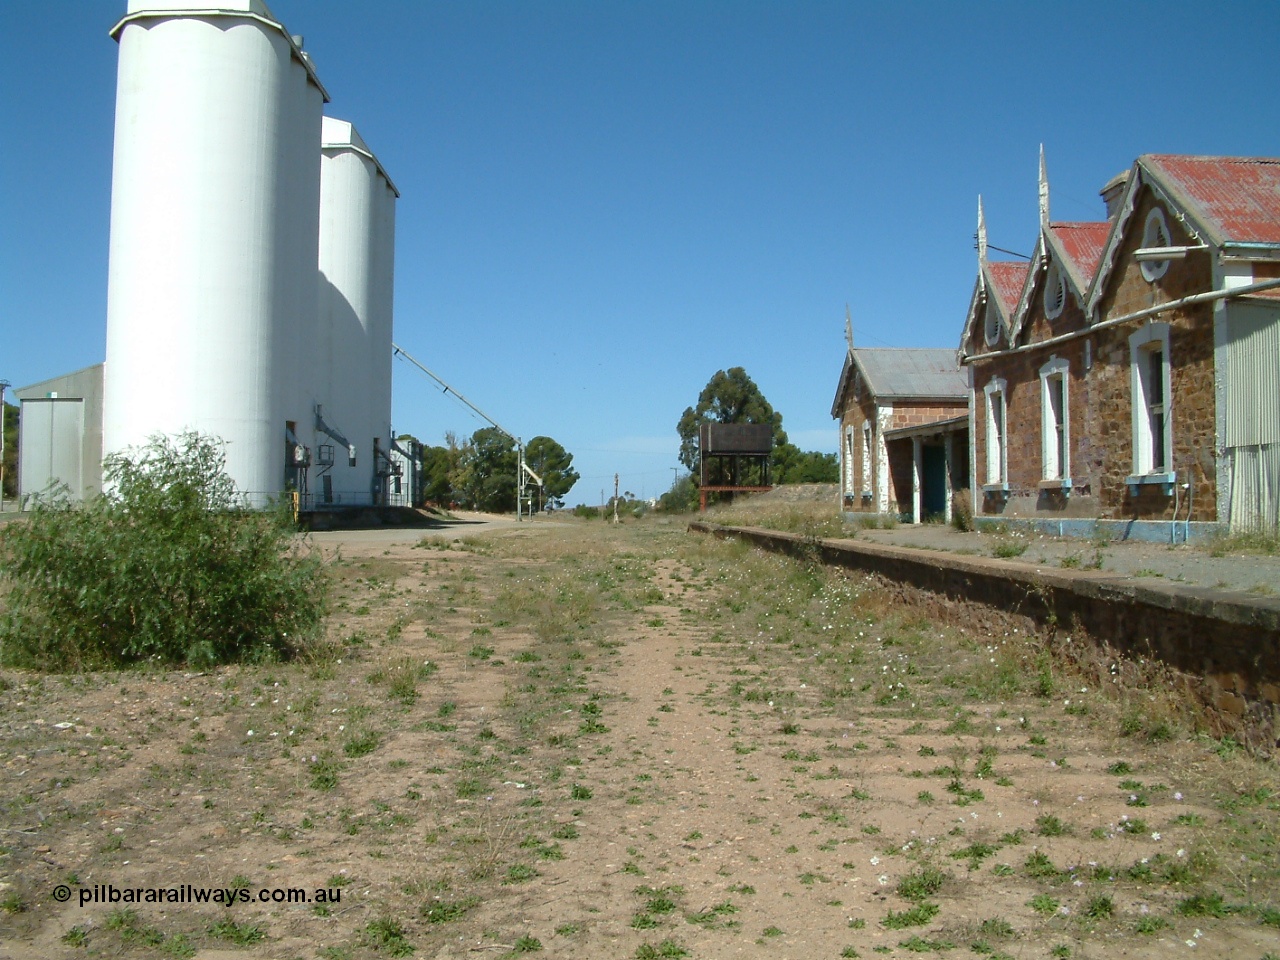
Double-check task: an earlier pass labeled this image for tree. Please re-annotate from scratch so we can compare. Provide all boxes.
[523,436,579,509]
[658,472,698,513]
[772,443,839,484]
[2,401,16,500]
[0,432,326,670]
[419,434,465,506]
[677,367,788,478]
[450,427,518,512]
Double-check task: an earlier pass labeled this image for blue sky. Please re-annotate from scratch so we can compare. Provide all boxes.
[2,1,1277,505]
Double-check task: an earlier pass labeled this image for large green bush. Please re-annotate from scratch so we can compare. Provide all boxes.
[0,433,327,670]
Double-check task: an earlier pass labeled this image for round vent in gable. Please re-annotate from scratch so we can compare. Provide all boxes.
[1043,261,1067,320]
[1140,207,1172,282]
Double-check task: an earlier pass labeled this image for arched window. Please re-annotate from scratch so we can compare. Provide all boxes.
[1039,357,1070,480]
[983,378,1007,486]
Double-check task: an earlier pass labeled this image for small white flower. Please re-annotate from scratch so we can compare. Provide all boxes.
[1174,791,1183,801]
[1177,849,1187,858]
[247,730,254,736]
[869,856,880,866]
[1151,832,1161,841]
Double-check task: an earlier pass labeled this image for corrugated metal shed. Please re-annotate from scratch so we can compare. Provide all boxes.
[853,348,966,400]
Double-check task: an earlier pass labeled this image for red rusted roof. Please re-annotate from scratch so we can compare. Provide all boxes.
[1049,221,1110,286]
[1143,155,1280,244]
[987,261,1029,314]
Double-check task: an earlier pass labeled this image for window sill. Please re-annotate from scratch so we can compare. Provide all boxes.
[1038,478,1073,495]
[982,483,1010,495]
[1126,472,1175,495]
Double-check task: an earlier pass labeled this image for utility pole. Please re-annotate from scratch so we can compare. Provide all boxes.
[613,473,620,524]
[0,379,9,513]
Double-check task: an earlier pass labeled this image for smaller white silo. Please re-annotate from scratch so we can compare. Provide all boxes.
[316,117,399,506]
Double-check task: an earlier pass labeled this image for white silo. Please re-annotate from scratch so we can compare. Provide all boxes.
[102,0,328,504]
[316,117,398,506]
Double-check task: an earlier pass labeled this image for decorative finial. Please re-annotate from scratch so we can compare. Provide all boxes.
[976,196,988,264]
[1038,144,1050,228]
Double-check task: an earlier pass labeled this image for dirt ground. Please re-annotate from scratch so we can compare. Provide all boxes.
[2,510,1278,960]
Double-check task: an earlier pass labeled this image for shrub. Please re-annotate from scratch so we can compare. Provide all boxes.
[950,490,974,532]
[0,433,326,670]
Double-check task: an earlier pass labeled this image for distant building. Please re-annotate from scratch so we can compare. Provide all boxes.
[831,345,968,522]
[13,364,105,503]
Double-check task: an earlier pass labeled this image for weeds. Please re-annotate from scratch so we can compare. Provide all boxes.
[0,433,326,669]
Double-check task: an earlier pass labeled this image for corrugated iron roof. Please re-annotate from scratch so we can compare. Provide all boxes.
[852,347,967,400]
[1050,221,1110,292]
[987,261,1029,315]
[1143,155,1280,245]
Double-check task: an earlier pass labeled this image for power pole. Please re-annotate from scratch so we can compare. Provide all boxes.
[0,379,9,513]
[613,473,620,524]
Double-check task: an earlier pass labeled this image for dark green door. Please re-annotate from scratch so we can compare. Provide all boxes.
[923,445,947,518]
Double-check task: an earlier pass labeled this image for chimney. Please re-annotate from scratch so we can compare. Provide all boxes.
[1100,170,1130,220]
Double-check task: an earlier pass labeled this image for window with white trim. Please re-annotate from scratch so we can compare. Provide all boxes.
[983,378,1007,485]
[861,421,873,494]
[1140,207,1172,282]
[1039,357,1070,481]
[1129,323,1173,476]
[843,426,855,494]
[1043,261,1067,320]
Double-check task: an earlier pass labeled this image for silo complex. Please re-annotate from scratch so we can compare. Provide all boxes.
[101,1,398,507]
[316,118,399,506]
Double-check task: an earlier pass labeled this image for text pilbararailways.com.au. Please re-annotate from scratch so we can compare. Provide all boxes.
[54,883,344,908]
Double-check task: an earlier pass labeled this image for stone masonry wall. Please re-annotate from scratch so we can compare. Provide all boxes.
[970,188,1219,522]
[1089,189,1218,520]
[837,383,879,512]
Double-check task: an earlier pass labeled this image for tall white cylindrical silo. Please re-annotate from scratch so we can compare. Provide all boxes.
[102,0,328,503]
[317,118,398,506]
